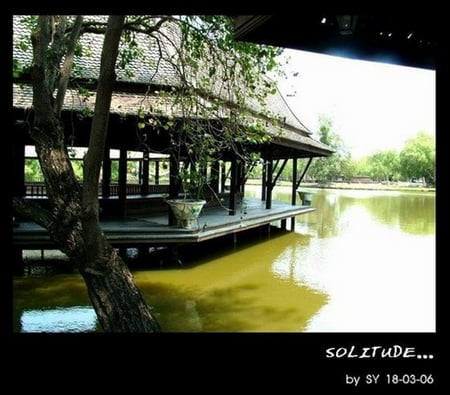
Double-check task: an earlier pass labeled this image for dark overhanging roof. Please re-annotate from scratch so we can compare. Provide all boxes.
[232,14,437,70]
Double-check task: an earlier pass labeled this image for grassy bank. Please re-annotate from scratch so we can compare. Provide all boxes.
[246,179,435,193]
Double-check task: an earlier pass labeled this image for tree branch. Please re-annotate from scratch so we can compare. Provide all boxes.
[13,197,55,230]
[46,16,69,92]
[123,16,171,35]
[30,16,53,118]
[82,15,124,220]
[55,15,83,116]
[79,16,171,36]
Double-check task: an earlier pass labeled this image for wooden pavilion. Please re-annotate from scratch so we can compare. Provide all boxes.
[12,16,333,268]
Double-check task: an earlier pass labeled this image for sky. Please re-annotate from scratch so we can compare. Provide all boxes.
[275,49,436,160]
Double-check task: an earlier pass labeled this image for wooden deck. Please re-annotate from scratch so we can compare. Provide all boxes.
[13,198,314,248]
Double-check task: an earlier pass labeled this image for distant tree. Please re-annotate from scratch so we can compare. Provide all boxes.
[111,161,120,182]
[367,149,400,182]
[340,157,357,180]
[308,114,348,181]
[399,131,435,185]
[127,160,140,183]
[352,157,372,177]
[25,159,44,182]
[317,115,333,145]
[279,159,293,181]
[70,160,84,181]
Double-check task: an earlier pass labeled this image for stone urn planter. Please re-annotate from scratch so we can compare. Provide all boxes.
[166,199,206,230]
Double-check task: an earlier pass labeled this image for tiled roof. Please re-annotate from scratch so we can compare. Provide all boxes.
[13,82,332,155]
[13,15,333,156]
[267,123,335,154]
[13,15,179,86]
[13,83,224,118]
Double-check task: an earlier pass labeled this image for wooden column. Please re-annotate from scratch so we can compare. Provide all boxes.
[239,161,245,196]
[101,147,111,198]
[118,148,127,216]
[168,155,179,225]
[220,161,226,193]
[265,157,273,210]
[210,161,220,194]
[261,160,267,201]
[291,157,298,231]
[229,156,237,215]
[169,244,181,266]
[291,158,298,205]
[169,155,179,199]
[141,150,149,195]
[155,160,160,185]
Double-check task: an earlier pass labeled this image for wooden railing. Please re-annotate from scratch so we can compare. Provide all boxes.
[25,183,170,197]
[26,183,47,196]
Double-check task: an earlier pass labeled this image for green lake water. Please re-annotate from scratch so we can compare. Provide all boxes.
[13,186,435,333]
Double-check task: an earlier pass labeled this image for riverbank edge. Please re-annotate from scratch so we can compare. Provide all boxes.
[246,179,435,193]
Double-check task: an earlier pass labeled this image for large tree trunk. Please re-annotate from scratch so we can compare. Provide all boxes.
[14,15,161,332]
[79,15,160,332]
[79,240,161,332]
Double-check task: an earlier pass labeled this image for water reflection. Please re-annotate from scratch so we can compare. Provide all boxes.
[250,186,435,332]
[261,188,435,237]
[21,306,97,333]
[275,204,435,332]
[14,233,328,333]
[134,233,328,332]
